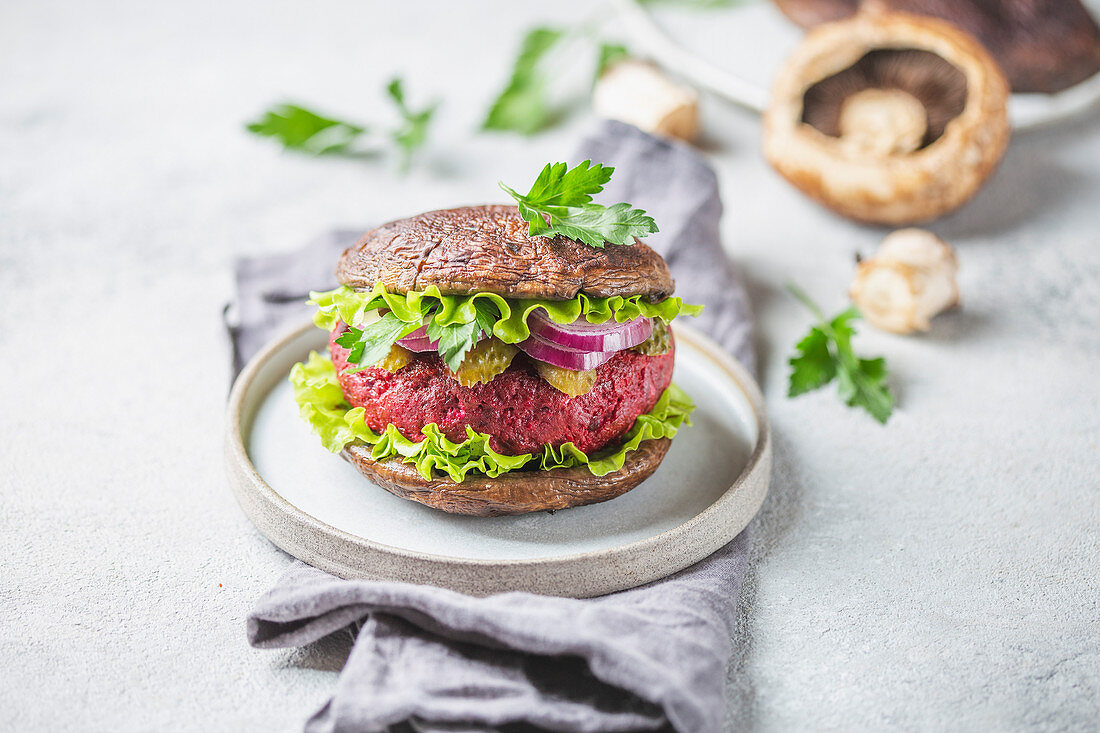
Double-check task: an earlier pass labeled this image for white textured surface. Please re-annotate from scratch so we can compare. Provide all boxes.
[1,1,1097,731]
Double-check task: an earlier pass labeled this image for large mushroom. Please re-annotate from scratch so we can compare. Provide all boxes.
[762,11,1010,225]
[771,0,1100,94]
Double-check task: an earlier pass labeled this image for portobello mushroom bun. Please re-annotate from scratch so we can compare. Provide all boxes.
[290,204,702,517]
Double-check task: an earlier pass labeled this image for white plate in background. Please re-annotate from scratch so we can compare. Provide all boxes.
[616,0,1100,130]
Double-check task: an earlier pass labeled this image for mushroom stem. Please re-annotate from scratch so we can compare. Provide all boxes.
[838,88,928,155]
[850,228,959,334]
[592,59,700,142]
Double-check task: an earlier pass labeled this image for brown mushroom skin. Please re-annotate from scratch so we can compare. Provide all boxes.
[763,12,1011,225]
[337,205,675,302]
[341,438,672,517]
[771,0,1100,94]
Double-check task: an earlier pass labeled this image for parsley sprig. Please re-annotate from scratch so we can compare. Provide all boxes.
[425,300,499,369]
[336,301,500,373]
[500,160,658,248]
[335,313,420,370]
[245,77,435,168]
[483,27,565,135]
[386,78,438,170]
[595,43,629,80]
[787,283,894,424]
[245,104,366,156]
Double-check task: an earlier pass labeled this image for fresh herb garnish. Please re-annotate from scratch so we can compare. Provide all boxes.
[245,103,366,155]
[386,78,437,170]
[499,160,658,248]
[336,300,500,372]
[787,283,894,424]
[335,312,421,369]
[482,27,564,135]
[425,300,500,371]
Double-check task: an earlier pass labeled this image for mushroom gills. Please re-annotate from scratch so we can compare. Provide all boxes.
[801,49,967,152]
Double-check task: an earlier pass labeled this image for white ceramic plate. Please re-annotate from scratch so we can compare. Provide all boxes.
[616,0,1100,131]
[225,321,771,597]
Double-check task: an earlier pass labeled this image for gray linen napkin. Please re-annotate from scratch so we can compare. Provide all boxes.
[234,121,756,733]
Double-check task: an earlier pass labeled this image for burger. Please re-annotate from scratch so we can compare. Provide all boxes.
[290,203,701,516]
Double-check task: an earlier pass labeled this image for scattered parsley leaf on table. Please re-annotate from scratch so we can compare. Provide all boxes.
[244,103,366,155]
[483,27,564,135]
[786,283,894,424]
[386,77,437,170]
[595,43,630,79]
[499,160,659,248]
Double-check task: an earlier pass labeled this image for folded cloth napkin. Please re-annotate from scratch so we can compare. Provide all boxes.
[232,121,756,733]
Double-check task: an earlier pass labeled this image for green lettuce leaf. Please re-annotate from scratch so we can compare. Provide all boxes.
[309,283,703,343]
[290,352,531,481]
[289,351,695,480]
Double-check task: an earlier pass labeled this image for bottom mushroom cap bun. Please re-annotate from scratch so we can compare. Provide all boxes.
[763,11,1010,225]
[342,438,672,517]
[336,204,675,301]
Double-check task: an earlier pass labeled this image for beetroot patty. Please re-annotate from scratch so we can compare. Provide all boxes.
[329,328,675,455]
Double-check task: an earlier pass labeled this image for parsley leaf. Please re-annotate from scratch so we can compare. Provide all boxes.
[788,327,836,396]
[245,103,366,155]
[424,300,500,371]
[499,160,659,248]
[786,284,894,424]
[336,312,420,369]
[386,78,437,170]
[483,27,564,135]
[518,159,613,208]
[596,43,629,80]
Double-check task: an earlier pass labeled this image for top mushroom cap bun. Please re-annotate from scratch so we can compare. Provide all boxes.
[336,204,675,301]
[763,11,1010,226]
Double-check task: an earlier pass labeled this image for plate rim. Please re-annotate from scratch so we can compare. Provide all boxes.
[225,319,772,596]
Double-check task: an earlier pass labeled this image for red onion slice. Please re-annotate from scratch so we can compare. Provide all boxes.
[396,323,437,352]
[528,310,652,352]
[396,322,487,353]
[517,333,617,371]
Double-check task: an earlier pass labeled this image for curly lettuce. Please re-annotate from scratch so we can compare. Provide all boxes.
[309,283,703,344]
[290,351,694,481]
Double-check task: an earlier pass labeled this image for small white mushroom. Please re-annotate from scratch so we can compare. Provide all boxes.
[592,59,700,142]
[850,228,959,334]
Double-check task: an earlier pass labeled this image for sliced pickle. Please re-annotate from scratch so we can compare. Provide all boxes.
[632,318,672,356]
[450,338,519,387]
[376,344,413,373]
[535,361,599,398]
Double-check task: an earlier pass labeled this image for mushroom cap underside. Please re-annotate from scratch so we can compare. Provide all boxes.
[763,12,1010,225]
